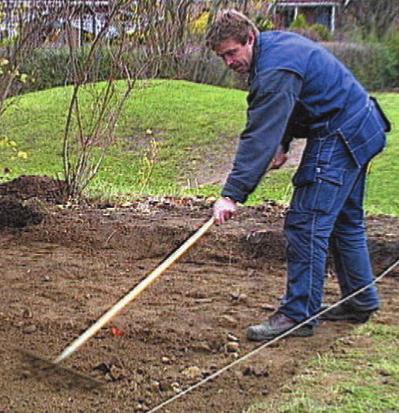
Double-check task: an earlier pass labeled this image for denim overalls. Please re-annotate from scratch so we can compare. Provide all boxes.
[282,109,384,321]
[221,31,391,322]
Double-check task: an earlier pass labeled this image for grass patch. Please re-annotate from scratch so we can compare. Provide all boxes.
[184,168,295,205]
[365,93,399,215]
[0,80,245,198]
[0,81,398,215]
[246,323,399,413]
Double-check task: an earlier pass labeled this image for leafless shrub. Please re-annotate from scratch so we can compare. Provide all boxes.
[0,1,60,117]
[62,0,203,198]
[62,0,135,198]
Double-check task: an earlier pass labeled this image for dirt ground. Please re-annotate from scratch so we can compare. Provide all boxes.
[0,176,398,413]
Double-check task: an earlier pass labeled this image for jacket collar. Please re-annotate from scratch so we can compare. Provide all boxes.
[248,33,261,85]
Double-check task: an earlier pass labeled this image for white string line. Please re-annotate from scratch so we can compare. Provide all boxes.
[148,257,399,413]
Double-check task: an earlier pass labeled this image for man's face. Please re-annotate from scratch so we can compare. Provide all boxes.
[215,33,255,74]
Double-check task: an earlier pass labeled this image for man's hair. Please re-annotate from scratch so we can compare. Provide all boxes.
[205,9,259,50]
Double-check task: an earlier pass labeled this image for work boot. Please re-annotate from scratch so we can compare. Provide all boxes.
[247,312,314,342]
[319,302,378,324]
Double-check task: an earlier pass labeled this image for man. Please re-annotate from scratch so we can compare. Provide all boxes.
[206,10,391,341]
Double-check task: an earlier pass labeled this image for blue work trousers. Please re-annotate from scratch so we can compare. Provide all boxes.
[279,133,380,323]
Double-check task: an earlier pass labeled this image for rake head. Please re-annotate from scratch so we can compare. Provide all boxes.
[19,349,104,391]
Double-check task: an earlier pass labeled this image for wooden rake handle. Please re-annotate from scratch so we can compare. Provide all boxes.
[54,217,215,364]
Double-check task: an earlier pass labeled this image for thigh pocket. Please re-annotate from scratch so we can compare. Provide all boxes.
[284,210,315,262]
[292,165,345,214]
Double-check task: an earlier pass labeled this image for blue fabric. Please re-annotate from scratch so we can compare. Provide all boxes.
[220,31,391,322]
[222,31,390,203]
[280,133,380,322]
[222,69,301,203]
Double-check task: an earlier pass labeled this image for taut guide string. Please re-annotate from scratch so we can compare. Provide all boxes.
[148,257,399,413]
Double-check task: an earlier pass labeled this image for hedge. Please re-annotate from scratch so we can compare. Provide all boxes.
[324,41,398,90]
[11,38,399,94]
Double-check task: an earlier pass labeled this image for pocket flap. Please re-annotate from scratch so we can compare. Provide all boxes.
[293,166,345,187]
[318,168,345,186]
[292,165,317,187]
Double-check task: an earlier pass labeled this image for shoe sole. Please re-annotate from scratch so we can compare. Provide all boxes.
[320,310,377,324]
[319,315,371,324]
[247,327,314,342]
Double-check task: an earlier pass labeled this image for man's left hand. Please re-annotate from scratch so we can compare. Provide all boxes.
[270,145,288,170]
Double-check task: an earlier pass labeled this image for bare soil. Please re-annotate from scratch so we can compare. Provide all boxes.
[183,136,307,187]
[0,176,398,413]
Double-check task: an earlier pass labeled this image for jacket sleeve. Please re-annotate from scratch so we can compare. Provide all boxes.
[221,69,303,203]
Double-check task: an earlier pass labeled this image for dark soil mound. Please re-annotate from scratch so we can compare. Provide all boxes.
[0,196,44,229]
[0,175,68,204]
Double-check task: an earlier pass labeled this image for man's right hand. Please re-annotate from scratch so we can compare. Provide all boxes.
[213,197,237,225]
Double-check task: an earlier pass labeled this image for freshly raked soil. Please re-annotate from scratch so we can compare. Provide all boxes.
[0,176,398,413]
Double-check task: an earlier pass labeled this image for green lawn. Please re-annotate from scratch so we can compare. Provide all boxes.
[246,324,399,413]
[0,80,246,198]
[1,81,398,215]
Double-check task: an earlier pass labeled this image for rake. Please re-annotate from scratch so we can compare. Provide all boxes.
[20,217,214,389]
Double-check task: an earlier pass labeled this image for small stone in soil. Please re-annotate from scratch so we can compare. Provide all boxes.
[230,291,241,300]
[227,333,239,342]
[109,364,127,381]
[194,298,213,304]
[219,315,238,327]
[171,382,181,393]
[161,356,171,364]
[230,292,248,303]
[225,342,240,353]
[23,325,37,334]
[261,303,276,311]
[22,308,33,318]
[21,369,32,378]
[134,403,145,412]
[181,366,202,379]
[150,380,160,391]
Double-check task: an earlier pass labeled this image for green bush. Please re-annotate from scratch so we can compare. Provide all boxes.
[11,36,399,94]
[310,23,331,41]
[15,44,247,93]
[254,15,274,32]
[385,31,399,88]
[324,41,398,90]
[289,14,331,42]
[20,47,70,91]
[289,14,307,30]
[19,46,115,92]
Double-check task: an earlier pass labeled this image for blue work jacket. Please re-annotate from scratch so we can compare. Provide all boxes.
[222,31,391,203]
